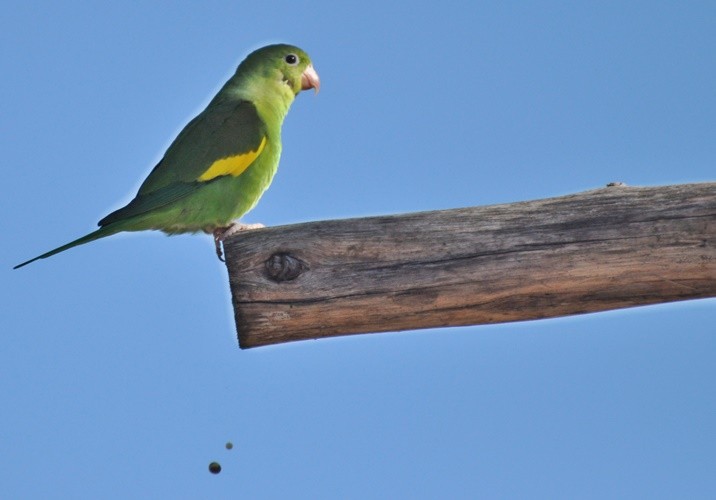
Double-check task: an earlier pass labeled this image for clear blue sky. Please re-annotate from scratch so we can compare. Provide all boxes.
[2,1,714,498]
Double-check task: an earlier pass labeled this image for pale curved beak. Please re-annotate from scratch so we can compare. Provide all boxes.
[301,64,320,94]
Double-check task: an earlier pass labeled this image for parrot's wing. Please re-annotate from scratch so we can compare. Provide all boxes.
[99,100,267,227]
[97,180,201,227]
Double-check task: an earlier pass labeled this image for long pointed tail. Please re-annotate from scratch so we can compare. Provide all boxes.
[14,225,122,269]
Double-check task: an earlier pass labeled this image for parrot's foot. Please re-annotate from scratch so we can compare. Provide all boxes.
[212,222,266,262]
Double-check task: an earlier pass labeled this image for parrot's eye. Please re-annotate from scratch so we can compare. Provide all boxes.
[284,54,299,66]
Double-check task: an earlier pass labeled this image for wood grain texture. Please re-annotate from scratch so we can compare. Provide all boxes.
[224,183,716,348]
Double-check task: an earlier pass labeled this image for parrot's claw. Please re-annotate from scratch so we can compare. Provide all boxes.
[213,231,225,262]
[212,222,266,262]
[221,222,266,238]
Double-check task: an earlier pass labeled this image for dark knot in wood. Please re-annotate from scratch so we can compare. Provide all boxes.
[264,253,308,282]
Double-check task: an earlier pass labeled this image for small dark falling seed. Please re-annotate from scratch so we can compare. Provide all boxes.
[209,462,222,474]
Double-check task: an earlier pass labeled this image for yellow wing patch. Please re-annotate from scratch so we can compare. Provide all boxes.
[197,136,267,182]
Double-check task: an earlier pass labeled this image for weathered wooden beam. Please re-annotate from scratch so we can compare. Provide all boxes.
[224,182,715,348]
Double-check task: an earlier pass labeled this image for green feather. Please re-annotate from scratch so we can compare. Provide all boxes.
[134,100,267,194]
[97,180,202,227]
[14,225,123,269]
[15,44,318,268]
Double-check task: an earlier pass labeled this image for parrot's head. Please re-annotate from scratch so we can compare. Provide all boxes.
[239,44,320,98]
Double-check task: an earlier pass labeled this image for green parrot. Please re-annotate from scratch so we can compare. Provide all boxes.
[14,44,319,269]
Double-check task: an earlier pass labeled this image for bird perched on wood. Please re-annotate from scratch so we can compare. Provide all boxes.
[14,43,320,269]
